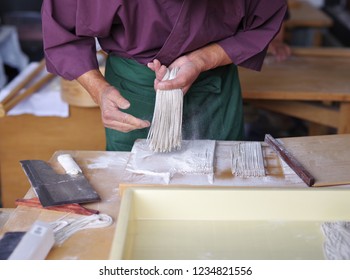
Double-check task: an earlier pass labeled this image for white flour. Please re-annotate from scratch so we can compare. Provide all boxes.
[126,139,216,184]
[86,154,128,170]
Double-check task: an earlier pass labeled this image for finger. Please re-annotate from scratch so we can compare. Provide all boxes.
[105,87,130,109]
[181,86,189,95]
[104,111,150,132]
[115,119,150,132]
[157,74,184,91]
[148,59,161,72]
[115,96,130,110]
[104,117,149,132]
[119,111,149,126]
[102,86,130,109]
[153,65,168,90]
[153,59,161,72]
[156,65,168,81]
[105,121,145,133]
[147,59,158,71]
[147,62,155,71]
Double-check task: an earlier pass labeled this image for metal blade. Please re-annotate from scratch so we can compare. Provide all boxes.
[20,160,100,207]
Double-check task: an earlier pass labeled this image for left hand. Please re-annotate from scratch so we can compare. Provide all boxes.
[148,43,232,93]
[268,40,291,62]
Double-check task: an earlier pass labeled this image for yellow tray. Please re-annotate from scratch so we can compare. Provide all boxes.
[109,188,350,260]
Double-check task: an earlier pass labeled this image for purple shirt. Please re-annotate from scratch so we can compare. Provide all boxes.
[42,0,287,80]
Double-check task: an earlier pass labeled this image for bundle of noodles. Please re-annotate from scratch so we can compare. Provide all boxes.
[147,68,183,153]
[232,142,266,177]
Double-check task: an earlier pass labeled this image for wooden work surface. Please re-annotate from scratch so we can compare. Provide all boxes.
[0,106,105,208]
[1,48,349,208]
[1,134,350,260]
[240,48,350,134]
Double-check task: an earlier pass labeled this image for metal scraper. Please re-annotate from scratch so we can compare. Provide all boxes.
[20,158,100,207]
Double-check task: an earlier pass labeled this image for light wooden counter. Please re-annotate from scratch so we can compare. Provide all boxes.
[240,48,350,135]
[1,48,349,208]
[0,106,105,208]
[1,134,350,259]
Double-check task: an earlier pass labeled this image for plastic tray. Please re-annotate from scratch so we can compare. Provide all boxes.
[109,188,350,260]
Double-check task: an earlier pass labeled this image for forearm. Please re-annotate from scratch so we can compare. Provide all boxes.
[273,22,286,43]
[76,69,111,105]
[186,43,233,73]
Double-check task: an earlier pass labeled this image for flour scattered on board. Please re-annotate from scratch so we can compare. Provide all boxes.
[126,139,216,184]
[86,154,128,170]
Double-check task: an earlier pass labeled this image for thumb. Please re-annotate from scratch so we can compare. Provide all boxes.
[103,86,130,109]
[115,93,130,109]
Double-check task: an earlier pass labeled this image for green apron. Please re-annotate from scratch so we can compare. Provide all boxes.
[104,55,244,151]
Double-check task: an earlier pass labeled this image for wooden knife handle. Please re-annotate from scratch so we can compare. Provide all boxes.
[15,197,99,216]
[265,134,315,186]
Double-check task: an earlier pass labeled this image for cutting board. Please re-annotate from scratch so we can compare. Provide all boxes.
[279,134,350,187]
[119,135,350,194]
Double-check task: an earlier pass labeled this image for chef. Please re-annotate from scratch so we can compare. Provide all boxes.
[42,0,288,151]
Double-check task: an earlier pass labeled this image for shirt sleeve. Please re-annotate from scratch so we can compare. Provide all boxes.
[217,1,288,71]
[42,0,98,80]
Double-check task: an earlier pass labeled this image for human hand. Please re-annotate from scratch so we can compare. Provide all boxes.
[147,57,201,94]
[148,44,232,93]
[99,86,150,132]
[268,40,292,62]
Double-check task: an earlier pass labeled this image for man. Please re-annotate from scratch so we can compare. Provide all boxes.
[42,0,288,151]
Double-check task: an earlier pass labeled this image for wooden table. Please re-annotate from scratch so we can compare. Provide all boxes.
[286,0,333,46]
[1,48,349,207]
[240,47,350,135]
[0,106,105,208]
[1,134,350,259]
[287,1,333,28]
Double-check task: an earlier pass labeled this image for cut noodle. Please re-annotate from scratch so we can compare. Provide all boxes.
[232,142,266,177]
[147,68,183,153]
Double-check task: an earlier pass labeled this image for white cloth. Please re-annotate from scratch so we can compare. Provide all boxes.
[305,0,325,8]
[0,25,29,89]
[0,62,69,117]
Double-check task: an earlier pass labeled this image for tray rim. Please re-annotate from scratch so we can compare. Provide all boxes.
[109,187,350,260]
